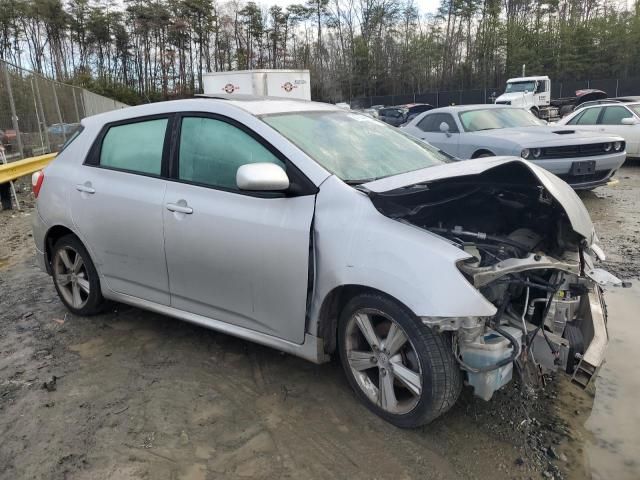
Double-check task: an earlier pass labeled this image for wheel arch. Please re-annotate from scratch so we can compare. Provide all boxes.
[471,149,495,158]
[44,225,87,274]
[315,284,414,355]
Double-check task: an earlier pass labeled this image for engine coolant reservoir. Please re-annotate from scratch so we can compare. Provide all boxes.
[460,326,523,401]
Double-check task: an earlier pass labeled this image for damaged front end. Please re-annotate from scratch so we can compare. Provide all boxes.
[366,159,619,400]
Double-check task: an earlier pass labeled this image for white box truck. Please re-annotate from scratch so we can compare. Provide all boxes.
[202,69,311,100]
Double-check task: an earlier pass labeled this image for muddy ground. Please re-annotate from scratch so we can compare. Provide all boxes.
[1,167,638,480]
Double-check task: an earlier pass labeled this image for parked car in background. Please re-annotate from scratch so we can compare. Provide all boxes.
[401,105,626,189]
[378,106,408,126]
[403,103,434,122]
[378,104,434,126]
[557,102,640,159]
[31,97,615,427]
[1,128,17,152]
[48,123,82,137]
[48,123,82,151]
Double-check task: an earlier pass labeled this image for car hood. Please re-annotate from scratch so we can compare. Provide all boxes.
[495,92,529,103]
[362,156,595,243]
[469,126,623,146]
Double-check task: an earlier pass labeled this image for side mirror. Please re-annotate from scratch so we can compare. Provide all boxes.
[236,163,289,191]
[621,117,638,125]
[439,122,451,135]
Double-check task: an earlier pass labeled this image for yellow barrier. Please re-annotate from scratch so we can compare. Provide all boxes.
[0,153,57,184]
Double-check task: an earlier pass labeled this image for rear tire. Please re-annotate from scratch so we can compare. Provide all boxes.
[51,234,105,316]
[338,293,462,428]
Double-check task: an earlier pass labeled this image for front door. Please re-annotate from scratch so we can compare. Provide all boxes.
[71,116,172,305]
[597,105,640,156]
[162,115,315,344]
[414,113,460,156]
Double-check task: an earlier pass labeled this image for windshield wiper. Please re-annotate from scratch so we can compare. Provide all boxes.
[344,178,378,185]
[474,127,498,131]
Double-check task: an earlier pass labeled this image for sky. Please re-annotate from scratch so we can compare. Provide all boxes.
[262,0,441,15]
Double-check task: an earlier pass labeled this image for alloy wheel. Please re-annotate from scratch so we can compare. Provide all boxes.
[344,308,422,415]
[53,246,90,309]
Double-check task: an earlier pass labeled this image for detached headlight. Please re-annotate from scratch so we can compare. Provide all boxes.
[613,141,624,151]
[603,142,612,152]
[521,148,531,159]
[532,148,542,158]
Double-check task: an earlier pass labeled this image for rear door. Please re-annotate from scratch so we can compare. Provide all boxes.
[162,114,315,344]
[71,115,173,305]
[414,113,460,156]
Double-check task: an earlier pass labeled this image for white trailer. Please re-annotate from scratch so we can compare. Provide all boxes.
[202,69,311,100]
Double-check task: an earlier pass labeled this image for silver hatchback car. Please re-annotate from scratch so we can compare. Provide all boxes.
[32,96,615,427]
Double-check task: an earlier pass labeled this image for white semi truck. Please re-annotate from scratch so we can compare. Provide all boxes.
[495,75,607,121]
[202,69,311,100]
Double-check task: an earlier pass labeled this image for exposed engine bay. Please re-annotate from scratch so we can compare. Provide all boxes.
[368,162,618,400]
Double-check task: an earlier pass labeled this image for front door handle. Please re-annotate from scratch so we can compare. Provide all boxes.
[75,183,95,194]
[166,202,193,214]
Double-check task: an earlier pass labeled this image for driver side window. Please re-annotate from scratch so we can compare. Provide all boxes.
[417,113,459,133]
[600,106,633,125]
[178,116,284,190]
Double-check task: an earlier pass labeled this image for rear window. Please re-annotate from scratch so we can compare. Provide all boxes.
[58,127,84,153]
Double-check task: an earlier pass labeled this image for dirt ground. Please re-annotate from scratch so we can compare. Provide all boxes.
[1,166,638,480]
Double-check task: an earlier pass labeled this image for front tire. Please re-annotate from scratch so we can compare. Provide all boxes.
[338,293,462,428]
[51,234,105,316]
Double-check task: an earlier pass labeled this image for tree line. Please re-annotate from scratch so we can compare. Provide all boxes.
[1,0,639,104]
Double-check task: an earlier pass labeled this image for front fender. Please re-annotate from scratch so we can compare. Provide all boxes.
[308,176,497,334]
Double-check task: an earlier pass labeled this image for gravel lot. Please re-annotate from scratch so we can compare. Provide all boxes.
[1,166,638,480]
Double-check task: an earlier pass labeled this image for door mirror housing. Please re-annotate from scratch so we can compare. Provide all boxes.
[439,122,452,137]
[236,163,290,191]
[621,117,639,125]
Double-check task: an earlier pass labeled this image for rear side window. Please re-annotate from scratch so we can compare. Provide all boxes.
[569,107,600,125]
[99,119,168,175]
[600,106,633,125]
[178,116,284,190]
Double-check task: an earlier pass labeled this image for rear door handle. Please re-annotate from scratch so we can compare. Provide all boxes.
[166,202,193,214]
[75,184,95,194]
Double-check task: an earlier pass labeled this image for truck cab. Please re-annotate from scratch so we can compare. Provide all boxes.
[495,76,552,118]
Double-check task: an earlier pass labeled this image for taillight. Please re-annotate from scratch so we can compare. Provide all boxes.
[32,171,44,198]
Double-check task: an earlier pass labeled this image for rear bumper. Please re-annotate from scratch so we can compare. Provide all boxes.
[31,207,50,274]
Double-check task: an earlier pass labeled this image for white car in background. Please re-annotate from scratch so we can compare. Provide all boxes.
[401,105,627,190]
[557,102,640,159]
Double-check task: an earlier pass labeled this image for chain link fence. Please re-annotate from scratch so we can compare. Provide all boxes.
[0,59,128,161]
[351,77,640,109]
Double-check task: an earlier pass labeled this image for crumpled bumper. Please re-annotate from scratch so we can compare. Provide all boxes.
[571,286,608,388]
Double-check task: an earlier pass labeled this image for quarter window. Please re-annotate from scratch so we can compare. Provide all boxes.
[99,118,168,175]
[600,106,633,125]
[178,117,284,190]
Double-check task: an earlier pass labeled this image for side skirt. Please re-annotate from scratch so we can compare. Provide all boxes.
[103,289,331,364]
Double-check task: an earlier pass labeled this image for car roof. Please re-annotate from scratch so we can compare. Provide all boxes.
[613,96,640,102]
[81,96,341,126]
[425,104,518,114]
